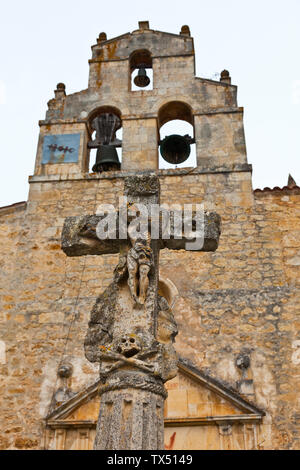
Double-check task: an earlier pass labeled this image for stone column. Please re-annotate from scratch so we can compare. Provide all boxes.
[91,175,168,450]
[95,382,166,450]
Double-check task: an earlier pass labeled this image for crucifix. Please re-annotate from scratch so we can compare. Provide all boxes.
[61,174,221,450]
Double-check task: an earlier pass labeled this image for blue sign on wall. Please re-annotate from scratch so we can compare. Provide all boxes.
[42,134,81,164]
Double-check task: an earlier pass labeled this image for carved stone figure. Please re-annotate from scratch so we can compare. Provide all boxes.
[115,334,142,357]
[127,234,153,304]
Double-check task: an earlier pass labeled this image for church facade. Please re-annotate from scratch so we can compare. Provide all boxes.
[0,22,299,450]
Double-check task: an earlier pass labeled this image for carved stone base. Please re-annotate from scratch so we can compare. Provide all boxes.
[94,388,165,450]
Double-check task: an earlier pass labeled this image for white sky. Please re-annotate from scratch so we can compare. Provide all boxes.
[0,0,299,206]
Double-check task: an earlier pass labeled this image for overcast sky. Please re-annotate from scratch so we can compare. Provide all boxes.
[0,0,299,206]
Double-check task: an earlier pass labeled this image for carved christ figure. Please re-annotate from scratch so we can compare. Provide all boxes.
[127,222,153,305]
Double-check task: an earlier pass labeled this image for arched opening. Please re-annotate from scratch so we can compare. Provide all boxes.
[129,50,153,91]
[158,277,179,309]
[158,102,196,169]
[87,106,122,173]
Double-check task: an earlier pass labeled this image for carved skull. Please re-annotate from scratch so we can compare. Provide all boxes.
[57,363,73,378]
[116,335,141,358]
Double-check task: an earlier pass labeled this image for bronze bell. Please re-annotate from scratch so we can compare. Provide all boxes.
[92,145,121,173]
[134,67,150,88]
[160,134,191,165]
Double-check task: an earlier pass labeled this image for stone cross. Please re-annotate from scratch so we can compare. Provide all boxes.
[61,174,221,450]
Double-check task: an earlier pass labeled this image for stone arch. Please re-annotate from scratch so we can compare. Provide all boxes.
[157,101,194,128]
[157,101,196,168]
[158,276,179,309]
[87,105,122,134]
[129,49,153,90]
[86,105,123,172]
[129,49,152,72]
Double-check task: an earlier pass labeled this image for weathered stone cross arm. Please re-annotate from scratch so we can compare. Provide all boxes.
[61,211,221,257]
[61,214,121,257]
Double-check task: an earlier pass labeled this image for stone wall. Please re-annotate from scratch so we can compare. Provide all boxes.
[0,169,299,450]
[1,23,299,450]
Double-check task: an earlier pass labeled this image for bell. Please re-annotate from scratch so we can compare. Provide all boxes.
[134,67,150,88]
[160,134,191,165]
[92,145,121,173]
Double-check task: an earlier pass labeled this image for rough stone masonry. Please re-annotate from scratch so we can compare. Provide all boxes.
[0,21,299,450]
